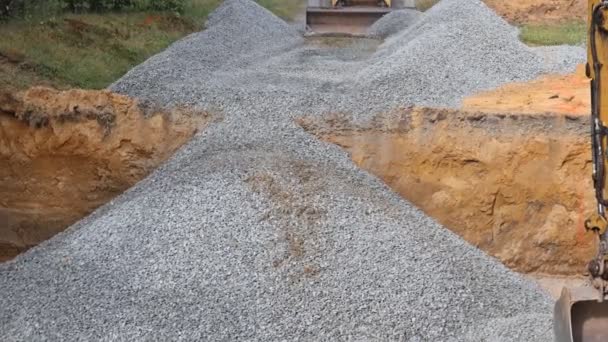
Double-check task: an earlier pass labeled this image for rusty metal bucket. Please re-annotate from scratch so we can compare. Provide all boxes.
[554,286,608,342]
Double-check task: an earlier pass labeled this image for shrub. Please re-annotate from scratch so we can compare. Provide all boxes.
[63,0,86,12]
[0,0,24,19]
[147,0,184,13]
[63,0,134,13]
[0,0,182,18]
[103,0,135,11]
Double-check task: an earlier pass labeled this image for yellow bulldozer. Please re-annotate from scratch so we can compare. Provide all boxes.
[555,0,608,341]
[305,0,407,35]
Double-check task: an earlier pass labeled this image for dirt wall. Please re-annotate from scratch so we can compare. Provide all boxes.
[0,87,211,261]
[300,107,596,275]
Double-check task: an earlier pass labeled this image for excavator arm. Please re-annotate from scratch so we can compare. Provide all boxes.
[585,0,608,295]
[554,1,608,341]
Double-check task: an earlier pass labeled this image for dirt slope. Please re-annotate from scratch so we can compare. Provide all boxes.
[0,87,211,261]
[301,107,595,275]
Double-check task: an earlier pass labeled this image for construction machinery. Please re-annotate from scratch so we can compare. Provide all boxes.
[305,0,410,36]
[554,1,608,341]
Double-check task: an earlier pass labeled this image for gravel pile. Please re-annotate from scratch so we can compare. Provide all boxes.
[533,45,587,75]
[110,0,303,105]
[358,0,583,108]
[1,0,569,340]
[366,9,421,38]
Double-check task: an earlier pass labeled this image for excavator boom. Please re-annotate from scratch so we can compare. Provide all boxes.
[555,1,608,341]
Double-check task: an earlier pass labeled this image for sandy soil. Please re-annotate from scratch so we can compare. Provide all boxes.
[484,0,586,24]
[463,65,589,116]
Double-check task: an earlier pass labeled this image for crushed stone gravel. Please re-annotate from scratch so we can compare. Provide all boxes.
[533,45,587,75]
[358,0,583,108]
[0,0,579,340]
[366,9,421,38]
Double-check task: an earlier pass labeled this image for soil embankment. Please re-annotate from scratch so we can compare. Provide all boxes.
[0,87,211,261]
[301,107,595,275]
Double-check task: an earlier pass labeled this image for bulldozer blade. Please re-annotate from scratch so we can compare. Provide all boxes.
[554,286,608,342]
[306,6,392,36]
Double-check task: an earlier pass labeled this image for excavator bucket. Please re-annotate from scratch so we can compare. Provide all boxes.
[305,0,394,36]
[554,286,608,342]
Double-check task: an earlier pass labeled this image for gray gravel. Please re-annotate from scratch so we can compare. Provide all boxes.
[0,0,573,340]
[533,45,586,75]
[358,0,584,108]
[367,9,421,38]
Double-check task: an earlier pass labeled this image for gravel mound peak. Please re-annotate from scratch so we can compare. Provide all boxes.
[366,8,421,38]
[110,0,303,104]
[205,0,299,36]
[0,0,575,340]
[359,0,568,108]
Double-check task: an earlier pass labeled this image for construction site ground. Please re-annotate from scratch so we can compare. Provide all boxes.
[303,72,593,297]
[484,0,586,24]
[464,65,591,296]
[0,0,596,340]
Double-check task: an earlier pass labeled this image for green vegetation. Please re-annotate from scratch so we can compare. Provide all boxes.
[415,0,439,12]
[519,21,586,46]
[0,0,302,91]
[1,0,209,20]
[257,0,301,20]
[0,12,196,89]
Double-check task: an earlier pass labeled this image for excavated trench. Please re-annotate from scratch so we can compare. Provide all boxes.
[300,107,595,276]
[2,86,593,281]
[0,87,211,262]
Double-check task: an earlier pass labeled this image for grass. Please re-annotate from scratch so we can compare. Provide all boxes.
[412,1,585,46]
[0,0,301,91]
[182,0,223,22]
[415,0,439,11]
[519,21,586,46]
[0,12,198,89]
[257,0,302,20]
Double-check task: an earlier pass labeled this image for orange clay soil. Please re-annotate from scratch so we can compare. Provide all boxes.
[484,0,586,24]
[0,87,212,262]
[299,67,595,280]
[463,65,590,116]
